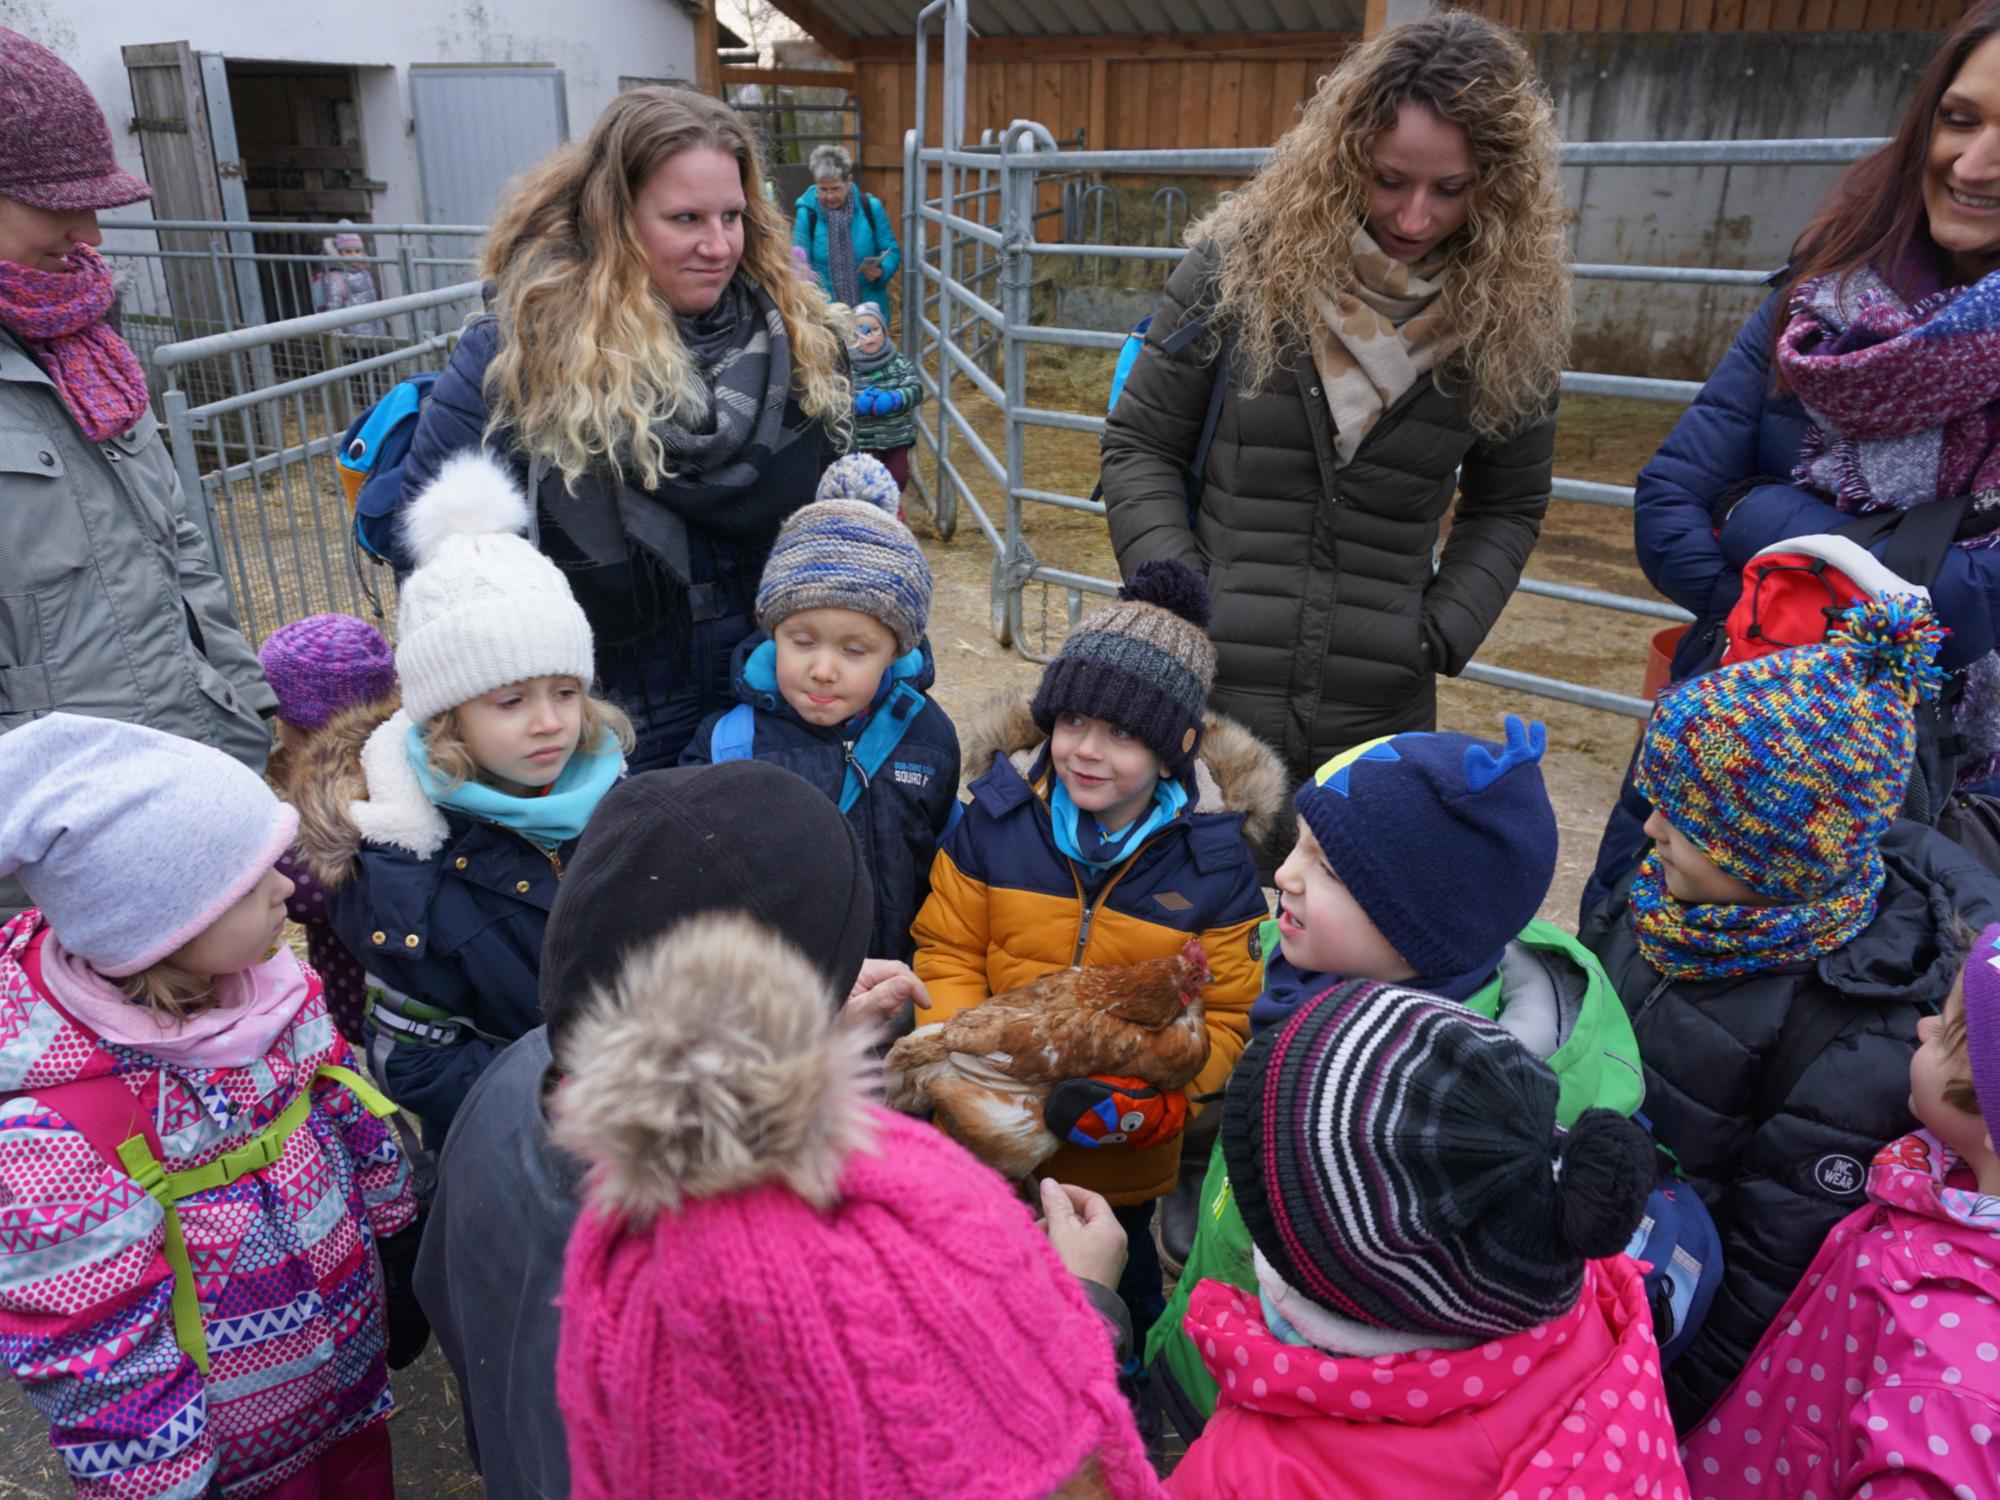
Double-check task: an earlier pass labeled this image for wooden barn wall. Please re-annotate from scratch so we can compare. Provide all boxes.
[853,39,1353,229]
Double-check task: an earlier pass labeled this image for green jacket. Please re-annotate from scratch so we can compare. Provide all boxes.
[1144,918,1646,1425]
[853,347,923,454]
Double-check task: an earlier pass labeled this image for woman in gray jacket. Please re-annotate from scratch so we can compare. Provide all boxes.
[1102,13,1570,797]
[0,30,273,830]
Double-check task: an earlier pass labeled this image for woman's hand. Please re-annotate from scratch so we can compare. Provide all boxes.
[843,959,930,1026]
[1038,1179,1128,1290]
[859,256,884,281]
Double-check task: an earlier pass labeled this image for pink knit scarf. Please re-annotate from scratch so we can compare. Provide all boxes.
[37,930,315,1071]
[0,245,149,441]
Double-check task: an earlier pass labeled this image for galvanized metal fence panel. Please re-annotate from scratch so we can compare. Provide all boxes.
[152,282,482,646]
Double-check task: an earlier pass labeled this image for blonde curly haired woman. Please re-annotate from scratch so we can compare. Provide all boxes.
[401,87,849,769]
[1102,12,1571,807]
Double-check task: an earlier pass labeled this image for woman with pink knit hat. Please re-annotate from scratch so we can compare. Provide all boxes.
[0,29,274,830]
[550,911,1168,1500]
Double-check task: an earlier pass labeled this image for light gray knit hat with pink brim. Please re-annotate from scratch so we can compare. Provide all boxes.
[0,714,296,977]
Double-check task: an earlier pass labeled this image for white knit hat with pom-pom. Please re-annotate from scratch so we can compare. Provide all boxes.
[393,451,596,723]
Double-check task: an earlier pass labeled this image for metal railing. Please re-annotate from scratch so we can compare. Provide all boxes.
[151,282,481,644]
[901,0,1883,719]
[103,219,484,422]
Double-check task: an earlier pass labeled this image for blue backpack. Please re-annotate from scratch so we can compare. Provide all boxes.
[337,372,438,568]
[1626,1128,1725,1367]
[1089,309,1229,524]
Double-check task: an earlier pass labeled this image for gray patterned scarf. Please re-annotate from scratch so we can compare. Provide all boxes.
[654,273,791,490]
[822,191,860,306]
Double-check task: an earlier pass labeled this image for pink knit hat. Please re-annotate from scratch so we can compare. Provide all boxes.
[0,30,154,212]
[551,915,1164,1500]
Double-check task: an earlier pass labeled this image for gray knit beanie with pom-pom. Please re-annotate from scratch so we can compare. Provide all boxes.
[755,455,933,654]
[1225,977,1655,1341]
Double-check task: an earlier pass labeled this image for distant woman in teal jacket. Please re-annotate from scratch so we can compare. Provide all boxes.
[793,142,899,317]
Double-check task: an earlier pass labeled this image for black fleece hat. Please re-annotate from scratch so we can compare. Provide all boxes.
[540,763,875,1049]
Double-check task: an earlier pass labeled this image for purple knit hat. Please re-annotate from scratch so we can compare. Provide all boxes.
[0,31,154,213]
[259,614,396,731]
[1958,924,2000,1120]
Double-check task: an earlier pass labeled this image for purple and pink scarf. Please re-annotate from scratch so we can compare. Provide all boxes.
[1779,261,2000,783]
[0,243,149,442]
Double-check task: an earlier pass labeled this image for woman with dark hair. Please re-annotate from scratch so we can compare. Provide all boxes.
[1102,12,1571,802]
[1598,0,2000,905]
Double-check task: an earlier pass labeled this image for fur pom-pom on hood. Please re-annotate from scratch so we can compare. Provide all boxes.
[550,913,879,1222]
[398,449,532,569]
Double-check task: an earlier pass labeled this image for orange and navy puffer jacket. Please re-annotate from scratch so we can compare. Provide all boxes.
[911,692,1285,1205]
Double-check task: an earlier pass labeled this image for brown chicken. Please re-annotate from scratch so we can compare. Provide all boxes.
[885,939,1212,1180]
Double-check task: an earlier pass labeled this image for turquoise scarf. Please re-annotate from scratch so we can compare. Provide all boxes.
[1049,777,1189,872]
[405,725,624,852]
[742,637,926,727]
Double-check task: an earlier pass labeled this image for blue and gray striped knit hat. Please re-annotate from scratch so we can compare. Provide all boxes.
[1030,558,1217,776]
[755,454,932,653]
[1224,979,1654,1339]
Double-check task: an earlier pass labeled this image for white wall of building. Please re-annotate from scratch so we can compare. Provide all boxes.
[0,0,698,227]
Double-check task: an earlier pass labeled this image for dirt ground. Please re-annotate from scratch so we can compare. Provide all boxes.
[0,358,1681,1495]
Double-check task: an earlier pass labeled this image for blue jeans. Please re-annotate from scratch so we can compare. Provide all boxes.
[1113,1200,1167,1341]
[602,609,755,772]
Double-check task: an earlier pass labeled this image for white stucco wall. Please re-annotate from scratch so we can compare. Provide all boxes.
[0,0,698,228]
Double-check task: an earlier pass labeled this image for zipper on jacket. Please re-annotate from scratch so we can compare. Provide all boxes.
[1635,972,1673,1022]
[844,740,870,797]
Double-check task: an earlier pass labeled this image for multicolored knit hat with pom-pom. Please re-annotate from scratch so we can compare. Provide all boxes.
[755,454,932,654]
[1636,594,1944,904]
[1030,558,1217,777]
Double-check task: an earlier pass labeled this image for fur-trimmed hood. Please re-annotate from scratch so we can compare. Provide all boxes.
[286,693,454,889]
[960,690,1288,847]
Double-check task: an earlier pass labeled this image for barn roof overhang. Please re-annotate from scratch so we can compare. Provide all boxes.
[759,0,1359,58]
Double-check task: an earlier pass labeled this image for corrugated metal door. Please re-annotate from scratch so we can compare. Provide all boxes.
[409,67,569,227]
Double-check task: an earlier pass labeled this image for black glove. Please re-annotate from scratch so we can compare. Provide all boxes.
[375,1215,431,1370]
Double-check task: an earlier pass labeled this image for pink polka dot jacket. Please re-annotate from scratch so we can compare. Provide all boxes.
[1681,1129,2000,1500]
[1166,1255,1691,1500]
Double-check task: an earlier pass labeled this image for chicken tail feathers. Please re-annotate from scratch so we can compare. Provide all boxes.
[550,913,877,1223]
[883,1023,948,1112]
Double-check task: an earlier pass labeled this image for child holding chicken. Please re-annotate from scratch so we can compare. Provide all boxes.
[909,559,1282,1339]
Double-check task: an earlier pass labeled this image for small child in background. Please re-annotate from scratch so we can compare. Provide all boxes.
[912,559,1282,1338]
[304,452,631,1141]
[0,715,421,1498]
[682,454,959,966]
[1167,979,1687,1500]
[1681,920,2000,1499]
[261,612,398,1045]
[312,224,385,338]
[1148,717,1646,1434]
[847,302,923,496]
[1580,596,2000,1425]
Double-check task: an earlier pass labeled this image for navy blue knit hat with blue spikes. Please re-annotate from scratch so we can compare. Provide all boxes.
[1293,717,1558,981]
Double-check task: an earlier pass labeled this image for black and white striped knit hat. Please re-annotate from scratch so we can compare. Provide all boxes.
[1030,558,1217,777]
[1223,978,1654,1340]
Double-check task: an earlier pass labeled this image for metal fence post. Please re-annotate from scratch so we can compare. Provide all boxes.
[161,383,231,610]
[996,125,1038,650]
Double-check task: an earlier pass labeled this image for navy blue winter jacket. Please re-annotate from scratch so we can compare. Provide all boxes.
[401,313,839,653]
[293,699,575,1141]
[681,633,961,961]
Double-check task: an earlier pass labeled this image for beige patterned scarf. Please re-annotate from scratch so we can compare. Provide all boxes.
[1309,228,1459,467]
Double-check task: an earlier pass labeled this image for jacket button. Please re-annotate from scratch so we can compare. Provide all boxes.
[515,880,531,894]
[36,451,54,467]
[371,930,386,945]
[404,934,420,948]
[1308,386,1322,398]
[455,857,469,870]
[102,446,122,462]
